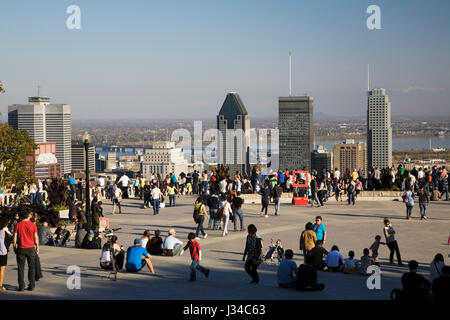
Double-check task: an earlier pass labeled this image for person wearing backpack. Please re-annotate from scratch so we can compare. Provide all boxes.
[219,196,233,237]
[402,186,415,220]
[193,197,209,239]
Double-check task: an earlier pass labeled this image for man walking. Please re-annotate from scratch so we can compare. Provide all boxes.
[273,182,283,216]
[13,209,39,291]
[151,184,162,215]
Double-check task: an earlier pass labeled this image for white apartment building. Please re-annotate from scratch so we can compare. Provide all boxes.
[142,141,188,178]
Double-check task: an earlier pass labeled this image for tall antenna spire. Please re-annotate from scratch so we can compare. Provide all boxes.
[289,52,292,96]
[37,84,41,97]
[367,64,370,92]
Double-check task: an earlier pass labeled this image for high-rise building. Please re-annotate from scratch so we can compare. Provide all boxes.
[106,152,117,170]
[142,141,188,178]
[311,145,333,171]
[333,139,367,176]
[71,142,95,172]
[278,96,314,171]
[8,96,72,174]
[95,153,106,173]
[367,88,392,171]
[217,93,250,175]
[25,142,61,179]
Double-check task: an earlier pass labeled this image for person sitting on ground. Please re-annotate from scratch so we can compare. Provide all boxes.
[140,230,151,249]
[401,260,431,300]
[343,250,360,275]
[325,245,344,272]
[99,235,125,271]
[125,238,155,273]
[429,253,445,284]
[432,266,450,301]
[38,221,54,246]
[296,255,325,291]
[163,229,184,256]
[360,248,374,275]
[81,230,103,249]
[310,240,328,271]
[147,230,163,255]
[277,249,297,288]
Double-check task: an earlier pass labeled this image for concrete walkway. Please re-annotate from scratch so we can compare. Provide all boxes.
[1,196,449,300]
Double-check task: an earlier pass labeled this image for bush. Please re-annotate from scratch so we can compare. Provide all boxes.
[391,186,401,191]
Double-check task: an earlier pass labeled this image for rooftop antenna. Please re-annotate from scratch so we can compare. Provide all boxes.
[37,84,41,96]
[289,52,292,96]
[367,64,370,93]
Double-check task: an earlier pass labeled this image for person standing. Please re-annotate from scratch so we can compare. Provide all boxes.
[310,176,320,207]
[417,185,429,220]
[194,197,209,239]
[167,183,176,207]
[347,179,356,206]
[232,192,245,232]
[207,192,220,230]
[383,218,403,265]
[180,232,210,282]
[273,182,283,216]
[0,218,12,291]
[112,184,122,214]
[260,182,270,218]
[402,186,415,220]
[312,216,327,245]
[151,184,162,215]
[13,209,39,291]
[242,224,263,284]
[300,222,317,258]
[118,174,130,199]
[220,196,232,237]
[192,170,199,195]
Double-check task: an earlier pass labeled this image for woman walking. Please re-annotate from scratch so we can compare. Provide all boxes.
[219,196,232,237]
[402,186,415,220]
[383,218,403,265]
[194,197,209,239]
[243,224,263,284]
[0,217,12,291]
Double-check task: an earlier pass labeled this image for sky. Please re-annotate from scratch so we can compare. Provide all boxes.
[1,0,449,120]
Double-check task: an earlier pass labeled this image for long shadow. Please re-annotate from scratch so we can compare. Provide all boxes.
[323,212,409,220]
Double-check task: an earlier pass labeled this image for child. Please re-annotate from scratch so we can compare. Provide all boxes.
[274,239,285,264]
[343,250,360,275]
[180,232,210,281]
[369,235,385,265]
[360,248,374,275]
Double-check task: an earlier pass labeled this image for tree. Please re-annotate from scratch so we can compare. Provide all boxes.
[0,123,37,187]
[0,81,4,93]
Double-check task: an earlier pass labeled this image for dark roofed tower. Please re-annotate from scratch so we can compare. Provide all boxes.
[217,93,250,175]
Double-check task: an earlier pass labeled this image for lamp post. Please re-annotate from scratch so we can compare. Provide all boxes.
[82,131,92,229]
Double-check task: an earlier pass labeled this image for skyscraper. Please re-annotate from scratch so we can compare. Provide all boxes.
[333,139,367,176]
[367,88,392,171]
[278,96,314,171]
[217,93,250,175]
[312,145,333,171]
[71,142,95,172]
[8,96,72,174]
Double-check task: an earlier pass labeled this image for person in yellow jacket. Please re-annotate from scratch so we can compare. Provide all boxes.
[167,183,176,207]
[300,222,317,258]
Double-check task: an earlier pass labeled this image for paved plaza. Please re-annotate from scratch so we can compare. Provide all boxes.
[2,196,449,300]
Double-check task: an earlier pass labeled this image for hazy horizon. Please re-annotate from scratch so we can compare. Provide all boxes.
[1,0,449,120]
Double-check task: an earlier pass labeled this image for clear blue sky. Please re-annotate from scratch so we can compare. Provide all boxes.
[1,0,449,120]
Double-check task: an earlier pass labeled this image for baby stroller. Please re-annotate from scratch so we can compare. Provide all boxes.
[263,239,285,265]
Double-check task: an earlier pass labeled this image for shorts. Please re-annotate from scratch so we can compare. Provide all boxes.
[356,190,361,195]
[113,199,120,205]
[0,254,7,266]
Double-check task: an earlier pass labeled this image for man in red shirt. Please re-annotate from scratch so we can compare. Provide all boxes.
[180,232,210,281]
[13,209,39,291]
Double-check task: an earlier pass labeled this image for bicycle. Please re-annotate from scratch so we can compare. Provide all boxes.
[100,227,122,281]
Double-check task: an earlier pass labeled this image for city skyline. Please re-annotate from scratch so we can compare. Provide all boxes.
[1,1,449,120]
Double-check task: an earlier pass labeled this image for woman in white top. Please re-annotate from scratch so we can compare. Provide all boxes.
[99,235,124,270]
[29,183,37,204]
[140,230,151,249]
[429,253,445,283]
[0,218,12,291]
[220,197,233,237]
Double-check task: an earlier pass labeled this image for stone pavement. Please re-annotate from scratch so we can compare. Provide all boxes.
[1,196,449,300]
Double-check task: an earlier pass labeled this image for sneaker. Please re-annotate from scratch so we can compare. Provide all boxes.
[265,215,268,218]
[203,234,208,239]
[407,217,411,220]
[27,286,35,291]
[18,287,25,292]
[423,216,428,220]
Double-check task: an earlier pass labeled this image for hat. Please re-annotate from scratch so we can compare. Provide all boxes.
[134,238,141,244]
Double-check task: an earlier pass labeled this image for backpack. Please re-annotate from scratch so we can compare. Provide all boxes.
[402,192,409,203]
[193,204,201,223]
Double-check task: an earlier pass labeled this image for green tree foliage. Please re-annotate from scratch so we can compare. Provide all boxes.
[0,123,37,186]
[0,81,5,93]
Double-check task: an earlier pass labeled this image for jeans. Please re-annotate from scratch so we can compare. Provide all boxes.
[30,193,36,204]
[311,192,320,206]
[196,215,206,237]
[169,194,176,207]
[193,183,199,195]
[208,209,218,229]
[245,259,259,282]
[16,247,36,290]
[190,259,208,280]
[274,198,281,215]
[261,203,268,215]
[153,199,160,215]
[222,213,229,236]
[234,209,244,231]
[406,205,413,218]
[203,181,208,194]
[387,240,402,264]
[419,202,428,218]
[348,193,356,205]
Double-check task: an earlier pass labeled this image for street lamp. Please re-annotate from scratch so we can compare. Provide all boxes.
[82,131,92,229]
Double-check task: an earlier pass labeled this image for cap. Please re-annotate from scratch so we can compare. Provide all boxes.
[134,238,141,244]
